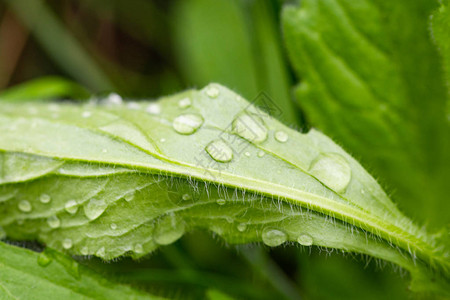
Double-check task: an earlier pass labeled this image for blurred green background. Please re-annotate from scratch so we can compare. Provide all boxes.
[0,0,417,299]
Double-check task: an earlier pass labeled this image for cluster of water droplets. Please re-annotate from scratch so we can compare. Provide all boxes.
[260,227,314,247]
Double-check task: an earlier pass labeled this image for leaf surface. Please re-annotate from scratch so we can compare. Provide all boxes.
[0,241,159,299]
[0,84,447,292]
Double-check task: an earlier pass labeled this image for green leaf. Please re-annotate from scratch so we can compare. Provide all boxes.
[0,77,90,102]
[0,241,160,299]
[0,84,448,293]
[282,0,450,229]
[432,0,450,96]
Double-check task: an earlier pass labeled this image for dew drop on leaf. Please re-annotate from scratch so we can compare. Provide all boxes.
[47,215,61,229]
[154,214,185,245]
[18,200,32,212]
[106,93,123,105]
[262,228,287,247]
[110,223,117,230]
[64,200,78,215]
[127,102,140,110]
[216,199,226,205]
[237,223,247,232]
[244,151,251,157]
[182,194,192,201]
[297,234,313,246]
[124,191,135,202]
[232,113,268,143]
[205,86,220,98]
[80,246,89,256]
[309,153,352,193]
[178,97,192,108]
[96,246,106,257]
[134,244,144,254]
[39,194,51,204]
[81,111,92,118]
[37,252,52,267]
[274,130,289,143]
[173,113,204,135]
[257,151,265,158]
[146,103,161,115]
[62,238,73,249]
[84,198,107,220]
[206,140,233,163]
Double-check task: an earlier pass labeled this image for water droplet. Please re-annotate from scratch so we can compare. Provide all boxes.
[65,200,78,215]
[309,153,351,193]
[82,111,92,118]
[178,97,192,108]
[244,151,251,157]
[257,151,265,158]
[102,149,108,153]
[110,223,117,230]
[107,93,123,105]
[216,199,226,205]
[154,214,185,245]
[0,226,6,239]
[232,113,268,143]
[80,246,89,256]
[160,138,166,143]
[124,191,135,202]
[173,114,204,135]
[297,234,313,246]
[146,103,161,115]
[262,228,287,247]
[182,194,192,201]
[96,246,106,257]
[127,102,140,110]
[18,200,32,213]
[237,223,247,232]
[62,238,73,249]
[206,140,233,162]
[225,216,234,223]
[47,215,61,229]
[40,194,51,204]
[37,252,52,267]
[134,244,144,253]
[206,86,220,98]
[274,131,288,143]
[84,198,107,220]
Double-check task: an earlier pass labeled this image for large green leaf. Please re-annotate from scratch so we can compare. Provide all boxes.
[0,84,447,293]
[0,241,159,299]
[282,0,450,229]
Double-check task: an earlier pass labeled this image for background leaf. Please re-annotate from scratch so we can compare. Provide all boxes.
[282,0,450,231]
[0,241,160,299]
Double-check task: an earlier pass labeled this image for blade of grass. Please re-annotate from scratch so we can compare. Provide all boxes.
[6,0,113,92]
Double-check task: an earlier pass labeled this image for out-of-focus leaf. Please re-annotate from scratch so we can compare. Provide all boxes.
[172,0,299,125]
[6,0,113,91]
[0,241,160,299]
[172,0,259,98]
[432,0,450,96]
[0,76,90,101]
[0,84,447,294]
[282,0,449,229]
